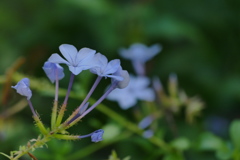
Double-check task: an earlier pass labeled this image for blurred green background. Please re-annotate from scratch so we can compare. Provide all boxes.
[0,0,240,159]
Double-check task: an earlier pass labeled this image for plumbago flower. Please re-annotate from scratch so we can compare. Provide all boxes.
[48,44,96,75]
[42,62,64,83]
[4,44,130,160]
[90,53,123,81]
[119,43,162,76]
[77,129,104,143]
[107,75,155,109]
[11,78,32,100]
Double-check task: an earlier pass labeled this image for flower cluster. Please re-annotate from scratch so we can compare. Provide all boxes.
[11,44,129,147]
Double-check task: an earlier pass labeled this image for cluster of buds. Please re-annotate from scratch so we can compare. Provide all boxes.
[11,44,129,149]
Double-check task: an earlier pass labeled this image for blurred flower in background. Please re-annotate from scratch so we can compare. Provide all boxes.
[1,0,240,159]
[107,75,155,109]
[119,43,162,76]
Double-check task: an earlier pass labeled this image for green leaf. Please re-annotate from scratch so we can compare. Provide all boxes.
[123,156,131,160]
[170,137,190,151]
[103,123,121,140]
[216,147,233,160]
[108,150,120,160]
[230,120,240,149]
[197,132,224,151]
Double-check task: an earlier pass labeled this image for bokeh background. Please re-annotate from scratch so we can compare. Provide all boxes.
[0,0,240,159]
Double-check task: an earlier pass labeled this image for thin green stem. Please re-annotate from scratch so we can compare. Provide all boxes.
[65,83,116,129]
[63,73,75,105]
[11,135,50,160]
[55,104,66,127]
[64,76,102,124]
[95,104,170,152]
[27,100,37,116]
[55,73,75,127]
[68,131,132,160]
[51,101,58,129]
[33,115,48,135]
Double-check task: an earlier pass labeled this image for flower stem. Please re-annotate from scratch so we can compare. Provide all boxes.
[33,115,48,135]
[11,135,50,160]
[96,104,170,152]
[51,70,59,129]
[63,73,75,105]
[53,134,79,140]
[51,100,58,129]
[64,76,102,124]
[54,69,59,102]
[56,73,75,127]
[27,100,37,116]
[66,83,117,128]
[55,104,66,127]
[80,83,116,118]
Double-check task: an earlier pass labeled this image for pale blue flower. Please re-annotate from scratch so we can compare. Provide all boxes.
[78,129,104,143]
[119,43,162,63]
[42,62,65,83]
[12,78,32,100]
[48,44,96,75]
[91,129,104,143]
[107,75,155,109]
[90,53,123,81]
[119,43,162,76]
[138,115,154,129]
[142,129,154,138]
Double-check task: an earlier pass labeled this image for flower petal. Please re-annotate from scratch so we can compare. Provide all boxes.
[76,48,96,65]
[119,43,162,63]
[59,44,78,65]
[42,62,65,83]
[91,129,104,142]
[107,87,136,109]
[138,115,154,129]
[133,76,151,89]
[135,88,155,101]
[11,78,32,100]
[93,53,108,68]
[48,53,70,65]
[69,66,83,75]
[107,75,124,81]
[145,44,162,61]
[104,59,120,75]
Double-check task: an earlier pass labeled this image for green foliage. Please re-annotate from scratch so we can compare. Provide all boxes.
[1,0,240,159]
[230,120,240,149]
[108,150,131,160]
